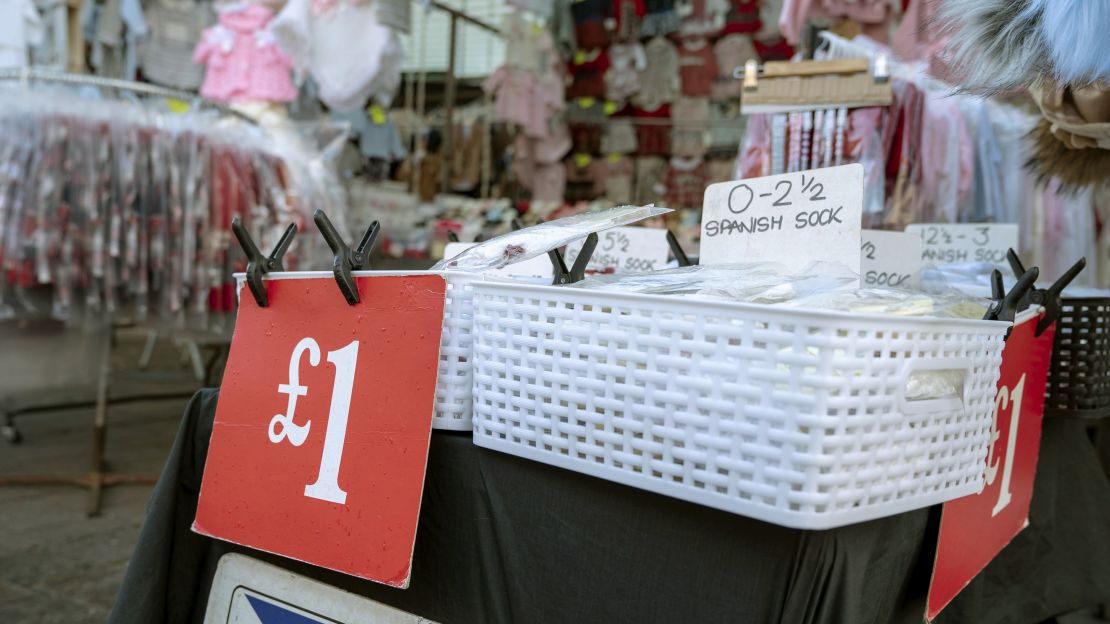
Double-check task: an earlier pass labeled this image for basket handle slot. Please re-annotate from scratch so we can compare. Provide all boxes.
[897,359,971,416]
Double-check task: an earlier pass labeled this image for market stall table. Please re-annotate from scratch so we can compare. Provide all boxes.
[108,389,1110,624]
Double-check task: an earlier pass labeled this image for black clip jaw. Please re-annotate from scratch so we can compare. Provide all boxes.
[231,217,297,308]
[314,209,380,305]
[446,230,460,243]
[1006,248,1086,336]
[666,230,693,267]
[983,266,1039,337]
[549,233,598,285]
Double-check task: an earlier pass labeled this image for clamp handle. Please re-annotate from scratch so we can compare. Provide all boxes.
[314,209,380,305]
[1006,248,1087,335]
[231,217,296,308]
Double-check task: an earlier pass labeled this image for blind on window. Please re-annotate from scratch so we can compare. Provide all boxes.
[403,0,506,78]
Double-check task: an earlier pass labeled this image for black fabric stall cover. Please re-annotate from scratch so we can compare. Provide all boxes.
[108,389,1110,624]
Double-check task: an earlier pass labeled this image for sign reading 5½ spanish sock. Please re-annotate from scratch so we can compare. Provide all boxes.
[193,274,446,588]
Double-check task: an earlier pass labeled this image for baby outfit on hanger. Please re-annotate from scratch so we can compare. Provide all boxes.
[604,42,647,102]
[641,0,680,37]
[676,0,727,38]
[565,155,606,202]
[612,0,646,41]
[30,0,64,68]
[677,38,718,97]
[141,0,214,90]
[271,0,403,110]
[721,0,761,34]
[0,0,43,68]
[571,0,611,48]
[599,154,635,204]
[671,97,710,157]
[632,103,672,155]
[601,118,639,154]
[567,48,610,99]
[634,36,680,108]
[707,157,737,184]
[660,155,708,208]
[634,156,667,204]
[81,0,146,78]
[193,3,295,103]
[711,34,756,99]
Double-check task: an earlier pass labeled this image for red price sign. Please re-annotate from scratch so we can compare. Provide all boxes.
[927,312,1056,620]
[193,274,446,587]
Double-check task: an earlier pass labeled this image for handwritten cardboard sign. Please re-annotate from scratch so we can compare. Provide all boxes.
[861,229,923,288]
[700,164,863,280]
[564,227,670,274]
[904,224,1019,266]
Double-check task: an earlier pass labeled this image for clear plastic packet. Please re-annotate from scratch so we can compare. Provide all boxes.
[573,261,860,303]
[778,287,990,319]
[433,205,672,272]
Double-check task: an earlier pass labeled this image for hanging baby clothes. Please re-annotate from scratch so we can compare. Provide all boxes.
[711,34,756,99]
[487,25,564,141]
[657,156,707,208]
[601,117,639,154]
[778,0,889,46]
[30,0,64,68]
[599,154,635,204]
[671,97,710,157]
[141,0,215,90]
[641,0,680,37]
[193,3,295,103]
[634,156,667,204]
[565,155,606,202]
[567,48,610,99]
[634,36,680,108]
[605,42,647,102]
[612,0,646,41]
[721,0,761,34]
[707,157,737,183]
[677,38,718,97]
[0,0,42,68]
[271,0,403,110]
[549,0,577,56]
[81,0,147,78]
[660,155,708,208]
[631,103,672,155]
[571,0,611,49]
[676,0,727,38]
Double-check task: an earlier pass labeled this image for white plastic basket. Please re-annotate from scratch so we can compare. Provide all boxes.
[471,283,1009,529]
[434,272,481,430]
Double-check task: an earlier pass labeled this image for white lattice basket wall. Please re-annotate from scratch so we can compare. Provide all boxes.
[434,272,481,430]
[471,283,1009,529]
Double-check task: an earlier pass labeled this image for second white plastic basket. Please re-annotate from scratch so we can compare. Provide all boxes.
[471,283,1009,529]
[434,272,480,430]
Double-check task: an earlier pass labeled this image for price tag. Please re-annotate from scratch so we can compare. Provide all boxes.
[604,101,619,115]
[194,274,447,587]
[861,229,923,288]
[905,223,1019,265]
[443,242,553,280]
[927,312,1055,620]
[564,226,670,274]
[573,153,593,168]
[165,98,191,114]
[368,104,387,125]
[700,164,864,279]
